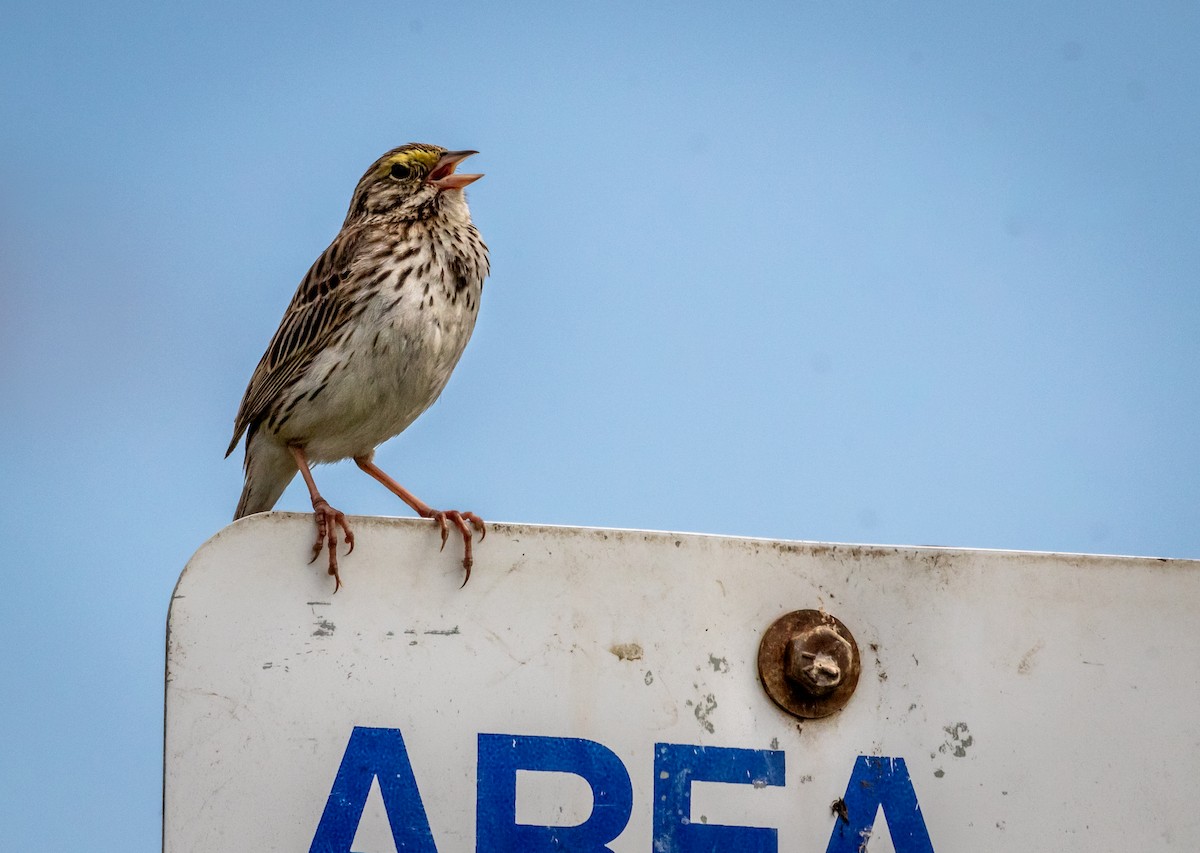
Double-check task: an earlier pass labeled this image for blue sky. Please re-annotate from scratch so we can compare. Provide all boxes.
[3,1,1198,848]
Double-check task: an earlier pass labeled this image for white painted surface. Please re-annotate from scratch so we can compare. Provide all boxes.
[165,513,1200,851]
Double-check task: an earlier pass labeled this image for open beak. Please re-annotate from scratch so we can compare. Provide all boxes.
[427,150,483,190]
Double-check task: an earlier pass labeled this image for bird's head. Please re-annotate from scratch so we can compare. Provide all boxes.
[346,143,482,223]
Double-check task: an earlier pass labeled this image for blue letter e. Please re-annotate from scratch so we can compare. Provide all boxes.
[309,726,436,853]
[653,743,786,852]
[477,733,633,852]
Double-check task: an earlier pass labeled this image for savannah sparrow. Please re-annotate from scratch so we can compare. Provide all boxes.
[226,143,489,591]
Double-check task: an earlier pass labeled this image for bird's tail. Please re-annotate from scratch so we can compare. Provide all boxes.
[234,434,298,520]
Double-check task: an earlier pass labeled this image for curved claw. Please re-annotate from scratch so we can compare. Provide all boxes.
[464,512,486,542]
[310,499,351,593]
[419,509,484,586]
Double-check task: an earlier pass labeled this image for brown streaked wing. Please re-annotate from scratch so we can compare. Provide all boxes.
[225,227,364,457]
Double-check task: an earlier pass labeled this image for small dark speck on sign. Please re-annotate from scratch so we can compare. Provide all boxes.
[831,798,849,824]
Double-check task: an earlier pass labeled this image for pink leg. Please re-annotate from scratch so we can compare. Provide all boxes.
[289,445,354,592]
[354,456,484,586]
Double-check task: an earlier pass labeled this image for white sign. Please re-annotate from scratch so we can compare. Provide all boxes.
[165,514,1200,851]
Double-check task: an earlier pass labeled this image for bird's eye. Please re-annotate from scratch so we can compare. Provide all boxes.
[389,162,412,180]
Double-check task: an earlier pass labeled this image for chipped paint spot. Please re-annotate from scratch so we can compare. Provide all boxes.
[939,722,974,758]
[933,768,945,778]
[312,619,335,637]
[424,627,460,636]
[610,642,643,661]
[708,654,729,673]
[687,693,717,734]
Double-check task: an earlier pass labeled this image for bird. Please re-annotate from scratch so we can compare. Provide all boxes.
[226,143,489,592]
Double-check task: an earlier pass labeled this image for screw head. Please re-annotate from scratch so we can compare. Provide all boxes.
[758,610,861,719]
[784,625,853,696]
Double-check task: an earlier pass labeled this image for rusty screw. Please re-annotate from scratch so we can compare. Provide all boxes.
[758,610,861,719]
[784,625,853,697]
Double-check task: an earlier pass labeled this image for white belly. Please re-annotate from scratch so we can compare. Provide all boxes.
[288,288,479,462]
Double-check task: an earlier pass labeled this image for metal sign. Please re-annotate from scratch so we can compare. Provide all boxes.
[165,514,1200,851]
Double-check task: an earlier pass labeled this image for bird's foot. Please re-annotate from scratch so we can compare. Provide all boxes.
[349,456,483,587]
[309,498,355,592]
[425,509,486,587]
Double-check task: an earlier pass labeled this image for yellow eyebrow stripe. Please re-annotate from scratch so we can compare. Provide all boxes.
[374,149,439,179]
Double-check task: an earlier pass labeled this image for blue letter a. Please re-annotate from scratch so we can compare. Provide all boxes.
[310,726,436,853]
[826,756,934,853]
